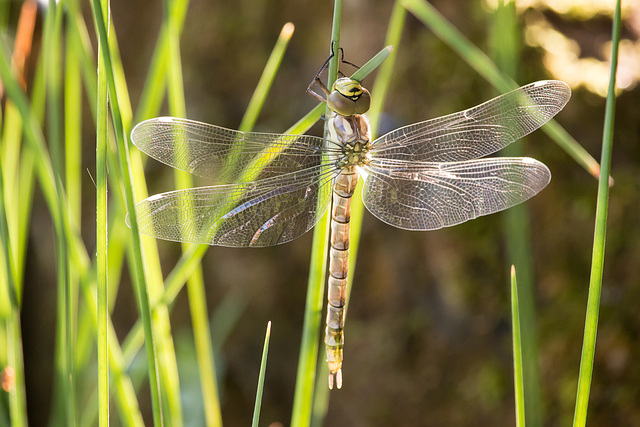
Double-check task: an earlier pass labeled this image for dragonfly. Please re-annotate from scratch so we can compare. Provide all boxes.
[130,54,571,389]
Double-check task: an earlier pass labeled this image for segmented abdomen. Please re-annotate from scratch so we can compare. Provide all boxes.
[325,166,358,389]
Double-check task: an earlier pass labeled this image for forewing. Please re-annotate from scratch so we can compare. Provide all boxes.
[370,80,570,163]
[131,117,331,184]
[133,165,336,247]
[362,158,551,230]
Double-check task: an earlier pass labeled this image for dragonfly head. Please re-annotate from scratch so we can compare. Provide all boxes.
[327,77,371,116]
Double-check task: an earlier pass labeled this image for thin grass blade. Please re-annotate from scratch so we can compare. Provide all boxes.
[292,1,344,423]
[490,1,543,423]
[89,1,164,424]
[95,0,110,424]
[0,149,27,427]
[252,322,272,427]
[312,3,403,419]
[134,0,189,123]
[572,0,621,425]
[511,266,525,427]
[41,2,76,423]
[240,22,295,131]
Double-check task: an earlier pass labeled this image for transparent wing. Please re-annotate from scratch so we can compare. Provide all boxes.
[362,158,551,231]
[369,80,570,163]
[134,164,337,247]
[131,117,335,184]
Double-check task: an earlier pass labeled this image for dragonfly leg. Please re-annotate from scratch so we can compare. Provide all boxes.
[307,45,362,103]
[307,46,335,102]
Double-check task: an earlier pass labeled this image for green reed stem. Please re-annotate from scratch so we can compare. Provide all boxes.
[511,266,526,427]
[42,1,76,423]
[291,1,343,424]
[490,1,543,423]
[0,147,27,427]
[89,1,164,424]
[572,0,620,424]
[95,0,109,424]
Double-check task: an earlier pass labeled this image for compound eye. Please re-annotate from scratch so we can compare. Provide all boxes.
[354,89,371,114]
[327,90,356,116]
[326,77,371,116]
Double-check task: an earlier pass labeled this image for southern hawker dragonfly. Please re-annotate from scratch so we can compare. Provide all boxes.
[130,56,570,389]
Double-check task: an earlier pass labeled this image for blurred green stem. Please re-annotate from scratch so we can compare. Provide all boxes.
[292,1,342,425]
[490,1,542,424]
[43,0,76,423]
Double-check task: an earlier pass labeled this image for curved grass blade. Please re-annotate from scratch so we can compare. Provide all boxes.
[134,0,189,123]
[240,22,295,132]
[400,0,604,181]
[572,0,620,425]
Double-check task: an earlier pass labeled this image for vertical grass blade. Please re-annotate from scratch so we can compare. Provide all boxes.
[251,322,272,427]
[3,1,37,297]
[311,5,402,421]
[291,2,342,425]
[64,5,84,393]
[572,0,621,425]
[490,1,543,424]
[511,266,525,427]
[1,23,39,427]
[0,155,27,427]
[161,1,189,424]
[0,15,78,425]
[42,1,76,423]
[89,1,164,424]
[95,0,110,424]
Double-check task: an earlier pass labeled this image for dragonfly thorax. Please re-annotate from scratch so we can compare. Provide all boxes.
[326,111,371,169]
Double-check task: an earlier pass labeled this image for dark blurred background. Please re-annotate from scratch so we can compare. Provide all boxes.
[19,0,640,425]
